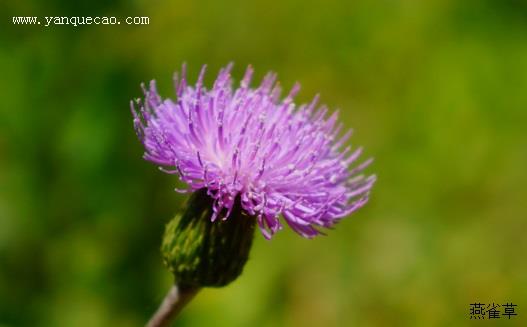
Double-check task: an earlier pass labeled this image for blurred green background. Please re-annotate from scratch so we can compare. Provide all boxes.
[1,0,526,326]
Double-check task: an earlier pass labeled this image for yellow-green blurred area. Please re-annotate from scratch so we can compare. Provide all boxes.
[1,0,526,326]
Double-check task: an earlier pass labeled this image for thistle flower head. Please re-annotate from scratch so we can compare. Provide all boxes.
[131,64,376,239]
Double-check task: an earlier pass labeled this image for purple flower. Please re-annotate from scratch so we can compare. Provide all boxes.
[131,64,376,239]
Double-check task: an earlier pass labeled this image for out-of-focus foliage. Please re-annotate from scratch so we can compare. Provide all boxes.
[1,0,526,326]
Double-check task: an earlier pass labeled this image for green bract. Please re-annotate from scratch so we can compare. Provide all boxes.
[162,189,256,288]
